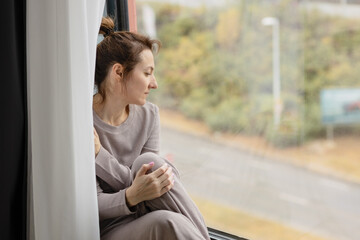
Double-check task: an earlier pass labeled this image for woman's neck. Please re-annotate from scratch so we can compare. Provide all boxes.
[93,94,129,126]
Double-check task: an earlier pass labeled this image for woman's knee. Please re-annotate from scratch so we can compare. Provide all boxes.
[132,152,166,172]
[149,211,204,239]
[150,211,191,229]
[132,152,180,179]
[150,210,179,224]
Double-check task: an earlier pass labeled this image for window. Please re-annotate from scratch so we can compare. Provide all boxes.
[136,1,360,240]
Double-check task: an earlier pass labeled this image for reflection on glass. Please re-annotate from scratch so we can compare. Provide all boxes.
[136,1,360,240]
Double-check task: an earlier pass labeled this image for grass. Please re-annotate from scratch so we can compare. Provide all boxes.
[192,196,333,240]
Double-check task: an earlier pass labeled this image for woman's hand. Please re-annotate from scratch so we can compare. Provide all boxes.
[94,127,101,157]
[125,163,175,207]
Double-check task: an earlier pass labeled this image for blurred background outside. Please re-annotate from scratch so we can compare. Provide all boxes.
[135,0,360,239]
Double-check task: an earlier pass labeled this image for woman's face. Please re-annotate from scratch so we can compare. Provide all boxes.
[124,49,158,105]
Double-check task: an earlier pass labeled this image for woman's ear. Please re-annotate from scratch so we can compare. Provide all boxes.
[112,63,124,81]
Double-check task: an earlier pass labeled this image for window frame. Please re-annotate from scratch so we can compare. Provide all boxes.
[104,1,249,239]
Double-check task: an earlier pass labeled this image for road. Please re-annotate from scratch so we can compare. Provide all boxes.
[160,126,360,240]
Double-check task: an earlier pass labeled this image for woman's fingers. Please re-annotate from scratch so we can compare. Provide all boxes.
[93,127,101,156]
[131,163,176,202]
[160,175,175,195]
[150,163,175,190]
[158,166,173,185]
[151,163,169,178]
[157,165,174,192]
[93,128,98,141]
[94,127,99,138]
[160,173,174,189]
[136,162,155,177]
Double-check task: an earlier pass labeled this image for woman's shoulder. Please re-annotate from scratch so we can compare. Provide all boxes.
[132,101,159,118]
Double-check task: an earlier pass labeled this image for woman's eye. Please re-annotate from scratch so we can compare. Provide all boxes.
[145,73,151,76]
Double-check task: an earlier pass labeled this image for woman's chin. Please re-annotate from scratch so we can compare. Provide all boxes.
[134,99,147,106]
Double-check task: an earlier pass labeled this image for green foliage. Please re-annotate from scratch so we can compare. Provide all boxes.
[216,8,242,49]
[179,88,213,120]
[158,17,199,47]
[205,97,248,133]
[303,102,324,139]
[265,119,302,148]
[137,1,360,147]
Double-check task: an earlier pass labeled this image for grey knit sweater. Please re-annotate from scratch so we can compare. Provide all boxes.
[94,102,160,229]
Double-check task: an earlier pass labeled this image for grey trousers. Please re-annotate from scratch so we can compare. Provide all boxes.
[101,152,210,240]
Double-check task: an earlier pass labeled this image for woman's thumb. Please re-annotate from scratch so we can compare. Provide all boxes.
[136,162,154,177]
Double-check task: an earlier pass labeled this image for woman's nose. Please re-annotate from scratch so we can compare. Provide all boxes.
[150,76,158,89]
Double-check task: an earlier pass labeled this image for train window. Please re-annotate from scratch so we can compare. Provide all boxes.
[135,1,360,240]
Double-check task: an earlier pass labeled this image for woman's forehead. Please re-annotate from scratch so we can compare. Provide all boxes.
[139,49,154,66]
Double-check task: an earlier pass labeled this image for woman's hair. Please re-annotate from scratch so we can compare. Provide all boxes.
[95,17,161,101]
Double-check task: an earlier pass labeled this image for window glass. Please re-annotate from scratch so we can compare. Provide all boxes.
[136,1,360,239]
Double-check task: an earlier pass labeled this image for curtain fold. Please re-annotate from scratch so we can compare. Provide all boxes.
[27,0,105,239]
[0,1,27,239]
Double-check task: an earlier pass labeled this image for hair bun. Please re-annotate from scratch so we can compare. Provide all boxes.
[99,17,115,37]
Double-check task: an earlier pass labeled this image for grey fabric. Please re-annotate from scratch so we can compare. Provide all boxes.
[94,102,210,240]
[101,211,204,240]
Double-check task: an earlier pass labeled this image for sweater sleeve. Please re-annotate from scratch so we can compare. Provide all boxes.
[97,179,135,221]
[95,146,132,192]
[141,105,160,155]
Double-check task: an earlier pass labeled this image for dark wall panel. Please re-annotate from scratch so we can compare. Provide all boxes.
[0,0,27,240]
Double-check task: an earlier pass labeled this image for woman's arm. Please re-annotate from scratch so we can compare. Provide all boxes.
[95,146,132,191]
[125,162,174,207]
[96,179,135,221]
[94,106,174,209]
[94,127,132,191]
[96,159,174,221]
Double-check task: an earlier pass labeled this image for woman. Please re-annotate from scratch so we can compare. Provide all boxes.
[93,17,210,240]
